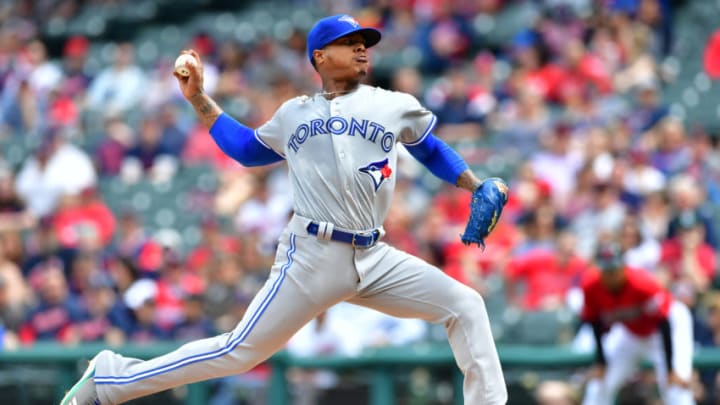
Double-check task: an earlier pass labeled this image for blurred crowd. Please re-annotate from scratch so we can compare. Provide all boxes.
[1,0,720,403]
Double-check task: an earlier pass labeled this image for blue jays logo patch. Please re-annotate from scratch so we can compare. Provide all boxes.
[339,15,360,27]
[359,158,393,191]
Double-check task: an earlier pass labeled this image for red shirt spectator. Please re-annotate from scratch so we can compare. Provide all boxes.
[53,191,116,249]
[506,244,588,310]
[186,218,240,273]
[182,124,241,171]
[154,255,205,331]
[432,185,471,225]
[659,211,717,292]
[660,240,716,280]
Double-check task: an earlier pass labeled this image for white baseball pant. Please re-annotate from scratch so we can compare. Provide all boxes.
[92,214,507,404]
[582,301,695,405]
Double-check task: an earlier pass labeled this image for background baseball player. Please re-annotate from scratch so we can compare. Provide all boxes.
[60,14,509,405]
[581,242,694,405]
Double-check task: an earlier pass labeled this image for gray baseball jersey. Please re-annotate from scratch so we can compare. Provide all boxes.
[91,85,507,405]
[255,84,436,230]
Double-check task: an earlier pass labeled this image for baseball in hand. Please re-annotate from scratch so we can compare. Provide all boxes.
[174,53,197,77]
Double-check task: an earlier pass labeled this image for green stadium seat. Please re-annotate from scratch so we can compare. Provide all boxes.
[500,309,575,346]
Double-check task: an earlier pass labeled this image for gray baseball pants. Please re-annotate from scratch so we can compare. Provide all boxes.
[94,214,507,404]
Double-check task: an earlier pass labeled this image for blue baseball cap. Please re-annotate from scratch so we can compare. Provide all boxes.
[306,14,381,65]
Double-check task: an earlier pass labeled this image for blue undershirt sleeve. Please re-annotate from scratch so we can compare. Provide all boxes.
[209,113,285,167]
[403,133,468,185]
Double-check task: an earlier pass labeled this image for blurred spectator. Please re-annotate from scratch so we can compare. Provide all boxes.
[0,240,31,333]
[383,194,423,257]
[52,189,116,251]
[624,81,668,136]
[571,181,626,259]
[122,279,169,343]
[107,256,141,297]
[431,182,471,227]
[121,115,178,184]
[493,79,552,157]
[415,2,474,74]
[621,149,666,201]
[687,128,720,199]
[390,66,423,99]
[75,273,129,345]
[581,126,614,181]
[113,208,149,259]
[506,231,587,311]
[508,29,553,96]
[515,198,568,255]
[0,277,21,350]
[234,171,293,254]
[14,127,97,217]
[425,67,490,140]
[633,0,673,58]
[154,251,205,331]
[441,241,487,291]
[21,217,77,279]
[204,254,254,333]
[552,38,614,103]
[649,117,691,177]
[60,35,91,100]
[95,117,134,176]
[172,294,216,341]
[182,122,242,171]
[564,162,598,220]
[638,190,671,241]
[531,123,584,209]
[659,210,717,295]
[610,2,665,81]
[85,42,146,116]
[535,5,586,58]
[213,40,249,101]
[0,162,35,233]
[19,265,82,344]
[24,39,63,107]
[187,32,219,94]
[618,214,660,272]
[666,174,719,249]
[186,217,240,274]
[158,103,189,157]
[67,252,101,296]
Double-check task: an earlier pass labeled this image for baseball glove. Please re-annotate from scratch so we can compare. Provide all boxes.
[460,177,509,249]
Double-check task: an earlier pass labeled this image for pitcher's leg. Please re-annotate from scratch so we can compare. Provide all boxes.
[350,248,506,405]
[94,233,356,404]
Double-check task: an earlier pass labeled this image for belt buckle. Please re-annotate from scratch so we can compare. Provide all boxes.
[351,230,376,248]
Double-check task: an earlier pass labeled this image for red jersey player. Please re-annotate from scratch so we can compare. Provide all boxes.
[581,242,694,405]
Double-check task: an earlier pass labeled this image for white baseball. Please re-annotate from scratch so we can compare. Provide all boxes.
[174,53,197,77]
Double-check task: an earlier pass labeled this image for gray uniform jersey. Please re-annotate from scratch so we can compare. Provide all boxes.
[255,84,436,231]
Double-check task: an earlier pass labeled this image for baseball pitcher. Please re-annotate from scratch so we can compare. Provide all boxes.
[61,14,508,405]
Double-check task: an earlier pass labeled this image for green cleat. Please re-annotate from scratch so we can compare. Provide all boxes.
[59,355,100,405]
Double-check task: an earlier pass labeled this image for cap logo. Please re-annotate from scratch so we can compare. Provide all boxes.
[338,15,360,27]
